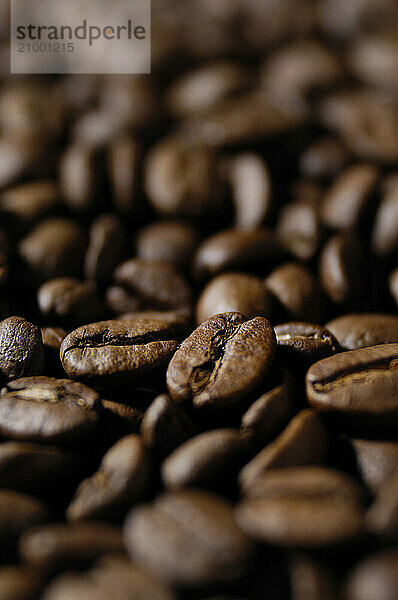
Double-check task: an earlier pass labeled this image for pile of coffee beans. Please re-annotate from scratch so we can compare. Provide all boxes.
[0,0,398,598]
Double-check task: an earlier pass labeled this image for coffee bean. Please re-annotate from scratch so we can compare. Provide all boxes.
[289,554,338,600]
[0,317,43,381]
[196,273,273,325]
[102,398,143,436]
[325,314,398,350]
[0,565,45,600]
[38,278,105,326]
[319,233,363,306]
[276,202,321,261]
[306,343,398,429]
[19,218,86,282]
[241,368,296,445]
[119,310,191,338]
[59,144,106,214]
[390,268,398,306]
[0,180,59,228]
[344,549,398,600]
[239,410,328,490]
[67,434,151,522]
[167,312,276,412]
[108,259,192,314]
[274,322,340,372]
[236,466,365,547]
[0,377,101,447]
[265,263,323,321]
[349,31,398,92]
[366,468,398,539]
[194,228,281,282]
[372,185,398,257]
[320,164,378,230]
[351,439,398,494]
[299,137,349,179]
[124,489,253,586]
[0,441,81,495]
[161,429,252,491]
[108,135,142,216]
[61,319,178,390]
[19,522,123,571]
[141,393,196,459]
[136,221,199,272]
[0,489,51,554]
[41,327,67,376]
[41,573,111,600]
[84,214,125,290]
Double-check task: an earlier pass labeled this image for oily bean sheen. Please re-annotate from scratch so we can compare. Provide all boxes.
[0,317,44,381]
[124,489,252,586]
[0,377,101,447]
[325,314,398,350]
[61,319,178,390]
[236,467,365,548]
[67,435,152,522]
[306,344,398,428]
[344,549,398,600]
[167,312,276,411]
[274,322,340,369]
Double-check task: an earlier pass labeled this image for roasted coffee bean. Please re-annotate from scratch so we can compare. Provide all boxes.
[0,377,101,447]
[19,218,86,282]
[0,317,43,381]
[196,273,273,325]
[372,185,398,257]
[319,233,363,306]
[119,310,191,338]
[265,263,323,322]
[351,439,398,494]
[366,468,398,539]
[108,135,142,216]
[162,429,252,491]
[67,435,151,522]
[241,368,296,445]
[390,268,398,306]
[226,153,272,230]
[236,466,365,548]
[136,221,199,272]
[0,180,59,227]
[59,144,106,213]
[101,398,143,436]
[325,314,398,350]
[0,441,81,494]
[41,327,67,376]
[84,214,125,290]
[349,31,398,91]
[194,228,281,282]
[167,312,276,412]
[274,322,340,372]
[107,259,192,314]
[320,164,378,230]
[306,344,398,429]
[0,565,45,600]
[141,393,196,459]
[20,522,123,571]
[166,61,252,118]
[61,319,178,390]
[239,410,328,490]
[276,202,321,261]
[299,137,349,180]
[41,573,112,600]
[0,489,51,552]
[288,554,338,600]
[38,278,105,326]
[344,549,398,600]
[124,489,253,586]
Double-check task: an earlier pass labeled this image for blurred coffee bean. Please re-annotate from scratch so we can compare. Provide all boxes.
[372,184,398,257]
[0,565,44,600]
[0,317,43,382]
[84,214,125,290]
[366,468,398,539]
[124,489,253,586]
[239,410,328,490]
[390,268,398,306]
[196,273,273,325]
[61,319,178,390]
[344,549,398,600]
[325,313,398,350]
[166,60,252,117]
[241,368,296,445]
[141,393,196,460]
[299,137,349,179]
[288,554,338,600]
[19,218,86,282]
[167,312,276,412]
[0,228,9,287]
[194,228,281,282]
[276,202,321,261]
[319,234,363,307]
[101,398,144,438]
[108,259,192,314]
[20,522,123,571]
[38,278,105,326]
[349,32,398,92]
[41,573,111,600]
[0,489,51,554]
[0,180,59,228]
[161,429,252,491]
[0,377,101,447]
[59,144,106,214]
[136,221,199,272]
[236,466,365,548]
[0,136,45,190]
[265,263,323,322]
[306,343,398,430]
[41,327,67,376]
[351,439,398,493]
[321,164,378,230]
[67,435,151,522]
[108,135,142,215]
[226,153,272,230]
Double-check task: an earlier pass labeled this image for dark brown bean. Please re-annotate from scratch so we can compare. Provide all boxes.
[351,439,398,493]
[38,278,105,326]
[325,314,398,350]
[0,180,59,227]
[0,565,45,600]
[299,137,349,179]
[344,549,398,600]
[136,221,199,272]
[366,468,398,539]
[0,489,51,552]
[319,233,363,306]
[0,317,43,381]
[84,214,125,290]
[274,322,340,372]
[108,135,142,216]
[276,202,321,261]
